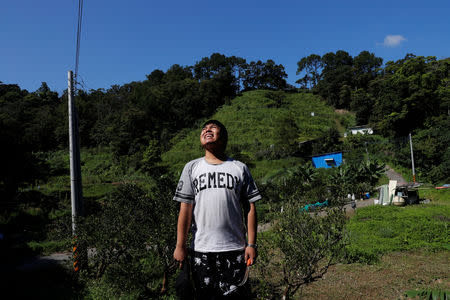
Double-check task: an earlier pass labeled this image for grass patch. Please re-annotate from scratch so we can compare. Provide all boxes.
[419,188,450,204]
[27,239,71,255]
[345,194,449,263]
[251,157,304,182]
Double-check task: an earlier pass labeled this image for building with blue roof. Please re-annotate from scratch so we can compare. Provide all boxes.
[311,151,343,168]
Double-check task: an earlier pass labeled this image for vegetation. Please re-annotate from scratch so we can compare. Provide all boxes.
[77,182,178,298]
[344,202,449,264]
[256,201,347,299]
[1,49,448,299]
[161,90,337,175]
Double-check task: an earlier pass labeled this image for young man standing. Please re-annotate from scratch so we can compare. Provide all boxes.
[173,120,260,299]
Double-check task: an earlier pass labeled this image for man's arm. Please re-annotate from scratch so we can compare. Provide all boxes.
[173,202,193,268]
[245,202,257,265]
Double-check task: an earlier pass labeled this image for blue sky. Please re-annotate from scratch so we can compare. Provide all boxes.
[1,0,449,94]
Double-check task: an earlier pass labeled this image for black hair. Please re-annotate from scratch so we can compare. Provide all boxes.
[202,119,228,149]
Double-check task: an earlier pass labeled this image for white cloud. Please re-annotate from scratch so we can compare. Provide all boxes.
[383,35,407,47]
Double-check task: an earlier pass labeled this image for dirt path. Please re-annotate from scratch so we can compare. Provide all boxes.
[385,165,407,184]
[12,252,71,271]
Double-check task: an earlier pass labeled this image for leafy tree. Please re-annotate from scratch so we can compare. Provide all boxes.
[0,82,60,200]
[145,69,165,86]
[369,55,447,136]
[350,88,374,125]
[296,54,323,89]
[78,182,178,297]
[141,139,162,172]
[316,50,354,108]
[352,51,383,90]
[163,64,193,83]
[242,59,288,91]
[311,126,342,155]
[256,198,347,299]
[394,116,450,183]
[327,159,385,199]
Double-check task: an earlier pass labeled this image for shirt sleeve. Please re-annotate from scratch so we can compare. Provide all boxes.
[242,164,261,203]
[173,162,195,204]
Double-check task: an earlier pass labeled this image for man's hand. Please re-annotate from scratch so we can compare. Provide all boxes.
[244,246,257,266]
[173,245,187,269]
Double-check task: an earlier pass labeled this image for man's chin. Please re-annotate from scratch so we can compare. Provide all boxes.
[202,141,223,151]
[202,141,215,149]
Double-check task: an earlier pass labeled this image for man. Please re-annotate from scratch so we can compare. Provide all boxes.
[173,120,260,299]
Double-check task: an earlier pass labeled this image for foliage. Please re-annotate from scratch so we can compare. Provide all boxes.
[369,55,448,137]
[255,199,347,299]
[315,50,355,108]
[141,139,162,172]
[296,50,383,110]
[327,159,385,199]
[410,116,450,183]
[296,54,323,89]
[242,59,288,91]
[162,90,338,177]
[0,82,61,200]
[77,181,178,298]
[403,289,449,300]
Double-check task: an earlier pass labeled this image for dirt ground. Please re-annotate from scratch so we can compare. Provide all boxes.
[297,250,449,299]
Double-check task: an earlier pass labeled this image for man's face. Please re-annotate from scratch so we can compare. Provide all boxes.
[200,123,222,148]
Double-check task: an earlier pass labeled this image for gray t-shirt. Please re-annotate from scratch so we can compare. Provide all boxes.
[173,157,261,252]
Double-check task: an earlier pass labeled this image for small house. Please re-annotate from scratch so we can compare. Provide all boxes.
[311,151,343,168]
[344,125,373,137]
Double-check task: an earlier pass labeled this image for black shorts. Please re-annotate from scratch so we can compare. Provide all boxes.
[190,250,248,299]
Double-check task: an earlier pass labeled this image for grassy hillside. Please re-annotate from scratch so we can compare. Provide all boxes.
[161,90,341,179]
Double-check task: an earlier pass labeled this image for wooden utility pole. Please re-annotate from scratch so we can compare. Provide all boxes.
[409,133,416,184]
[68,70,84,271]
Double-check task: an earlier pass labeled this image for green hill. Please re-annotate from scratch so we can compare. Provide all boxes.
[162,90,346,181]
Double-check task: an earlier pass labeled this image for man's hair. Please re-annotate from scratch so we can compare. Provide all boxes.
[202,119,228,149]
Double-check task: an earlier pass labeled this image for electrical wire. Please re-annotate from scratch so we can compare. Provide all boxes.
[74,0,84,88]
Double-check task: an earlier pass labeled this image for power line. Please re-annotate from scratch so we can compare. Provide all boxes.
[74,0,84,87]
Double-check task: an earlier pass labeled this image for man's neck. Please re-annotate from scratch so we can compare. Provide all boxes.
[204,149,227,164]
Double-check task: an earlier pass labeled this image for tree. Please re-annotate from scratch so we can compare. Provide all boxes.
[242,59,288,91]
[352,51,383,90]
[141,139,162,172]
[316,50,354,108]
[369,55,446,136]
[350,88,374,125]
[296,54,323,89]
[78,182,178,297]
[145,69,165,86]
[273,115,300,157]
[163,64,193,83]
[256,198,347,299]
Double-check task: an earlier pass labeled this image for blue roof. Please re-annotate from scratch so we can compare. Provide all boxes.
[311,152,343,168]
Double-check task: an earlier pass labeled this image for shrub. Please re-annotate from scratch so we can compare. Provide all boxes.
[255,197,347,299]
[77,180,178,297]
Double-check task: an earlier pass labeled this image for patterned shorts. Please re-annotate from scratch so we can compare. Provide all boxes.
[190,250,248,299]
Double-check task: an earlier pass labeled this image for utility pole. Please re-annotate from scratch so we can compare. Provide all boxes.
[68,70,84,271]
[409,133,416,184]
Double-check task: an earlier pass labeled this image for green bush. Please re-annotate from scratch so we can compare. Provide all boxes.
[255,199,348,299]
[77,181,178,298]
